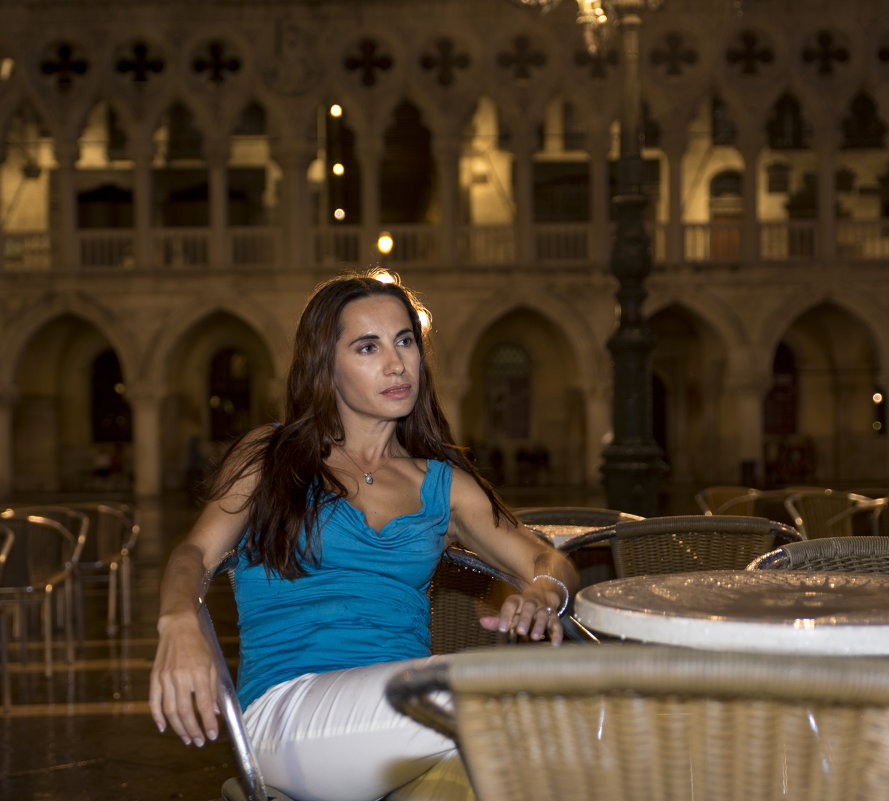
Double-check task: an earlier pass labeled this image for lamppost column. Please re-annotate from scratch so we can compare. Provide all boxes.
[600,1,666,516]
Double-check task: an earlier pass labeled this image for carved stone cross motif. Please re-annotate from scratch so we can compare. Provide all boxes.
[344,39,393,87]
[419,37,470,87]
[192,41,241,85]
[40,42,89,90]
[801,30,849,76]
[650,32,697,77]
[497,35,546,82]
[116,41,165,85]
[726,30,773,76]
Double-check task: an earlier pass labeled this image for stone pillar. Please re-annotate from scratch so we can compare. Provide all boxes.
[589,131,611,267]
[815,130,838,261]
[433,134,460,267]
[511,131,535,264]
[272,141,315,270]
[731,371,768,487]
[132,136,154,269]
[357,138,382,265]
[661,128,686,264]
[586,386,611,492]
[0,388,18,497]
[54,141,79,270]
[207,138,229,268]
[737,132,761,264]
[129,388,163,498]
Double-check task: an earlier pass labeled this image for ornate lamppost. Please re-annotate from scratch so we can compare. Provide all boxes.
[517,0,666,516]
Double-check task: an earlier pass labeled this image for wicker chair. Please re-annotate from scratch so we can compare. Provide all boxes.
[430,544,596,650]
[694,485,758,515]
[748,536,889,573]
[561,515,802,578]
[785,489,873,539]
[386,644,889,801]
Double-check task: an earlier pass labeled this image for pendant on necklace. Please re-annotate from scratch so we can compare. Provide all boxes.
[364,472,374,485]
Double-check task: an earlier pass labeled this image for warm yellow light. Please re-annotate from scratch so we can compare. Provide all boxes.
[377,232,394,254]
[418,309,431,331]
[334,208,346,220]
[874,392,883,404]
[875,421,883,432]
[0,58,14,81]
[332,163,344,176]
[374,270,395,284]
[329,104,343,117]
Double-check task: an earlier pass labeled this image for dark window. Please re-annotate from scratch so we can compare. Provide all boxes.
[91,349,131,443]
[209,348,251,442]
[485,344,531,440]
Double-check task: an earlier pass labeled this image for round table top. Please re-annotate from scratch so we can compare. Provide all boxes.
[527,523,598,548]
[575,570,889,655]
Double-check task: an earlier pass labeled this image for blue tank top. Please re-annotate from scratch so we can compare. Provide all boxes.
[234,459,451,710]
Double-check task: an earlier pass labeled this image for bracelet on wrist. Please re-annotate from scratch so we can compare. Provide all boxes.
[531,574,570,616]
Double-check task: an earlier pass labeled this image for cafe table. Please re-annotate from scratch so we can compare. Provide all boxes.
[574,569,889,655]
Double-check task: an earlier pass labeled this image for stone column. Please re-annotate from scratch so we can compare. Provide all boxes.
[357,138,382,264]
[206,138,229,268]
[661,128,686,264]
[589,131,611,267]
[129,387,163,498]
[272,141,315,270]
[132,136,154,269]
[511,131,535,264]
[0,388,18,497]
[737,131,761,264]
[54,141,79,270]
[815,129,839,261]
[433,134,460,267]
[730,368,768,486]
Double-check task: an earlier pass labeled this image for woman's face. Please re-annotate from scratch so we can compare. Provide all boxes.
[332,295,420,425]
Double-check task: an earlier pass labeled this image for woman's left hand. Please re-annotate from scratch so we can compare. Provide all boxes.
[479,591,564,645]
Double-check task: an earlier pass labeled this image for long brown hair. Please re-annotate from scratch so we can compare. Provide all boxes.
[211,268,516,578]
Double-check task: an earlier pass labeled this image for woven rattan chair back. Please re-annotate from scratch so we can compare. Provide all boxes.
[387,644,889,801]
[563,515,802,578]
[748,536,889,573]
[785,490,872,539]
[428,545,522,653]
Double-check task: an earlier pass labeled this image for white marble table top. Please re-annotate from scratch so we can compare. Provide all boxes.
[575,570,889,655]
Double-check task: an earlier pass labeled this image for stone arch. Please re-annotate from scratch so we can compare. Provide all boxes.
[10,311,132,492]
[459,304,588,488]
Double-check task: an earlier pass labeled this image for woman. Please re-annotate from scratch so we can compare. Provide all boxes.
[149,269,579,801]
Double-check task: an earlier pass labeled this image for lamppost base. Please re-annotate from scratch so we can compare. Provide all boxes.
[601,441,667,517]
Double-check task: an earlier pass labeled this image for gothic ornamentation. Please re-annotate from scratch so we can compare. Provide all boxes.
[649,32,698,77]
[40,41,89,91]
[115,41,165,87]
[419,37,470,87]
[192,40,242,85]
[574,46,618,80]
[801,29,849,76]
[343,38,393,87]
[496,35,547,82]
[726,29,774,76]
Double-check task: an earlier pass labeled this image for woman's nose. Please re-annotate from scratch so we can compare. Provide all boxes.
[384,349,406,374]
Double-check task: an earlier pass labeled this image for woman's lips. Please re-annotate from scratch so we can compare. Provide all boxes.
[382,384,412,398]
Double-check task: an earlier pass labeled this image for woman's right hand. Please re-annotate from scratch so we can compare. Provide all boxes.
[149,612,219,748]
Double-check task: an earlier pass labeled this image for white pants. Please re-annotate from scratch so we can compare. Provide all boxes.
[243,657,460,801]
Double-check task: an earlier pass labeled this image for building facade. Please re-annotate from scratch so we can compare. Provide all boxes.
[1,0,888,500]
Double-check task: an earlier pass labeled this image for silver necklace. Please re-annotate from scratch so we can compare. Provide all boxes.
[340,447,388,485]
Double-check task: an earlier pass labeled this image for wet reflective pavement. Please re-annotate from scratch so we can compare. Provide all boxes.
[0,494,239,801]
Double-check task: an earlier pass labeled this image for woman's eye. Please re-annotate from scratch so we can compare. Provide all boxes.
[398,336,415,347]
[358,343,377,354]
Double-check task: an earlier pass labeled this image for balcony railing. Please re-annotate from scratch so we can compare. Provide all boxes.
[154,229,210,268]
[79,230,135,269]
[3,231,52,271]
[2,219,888,272]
